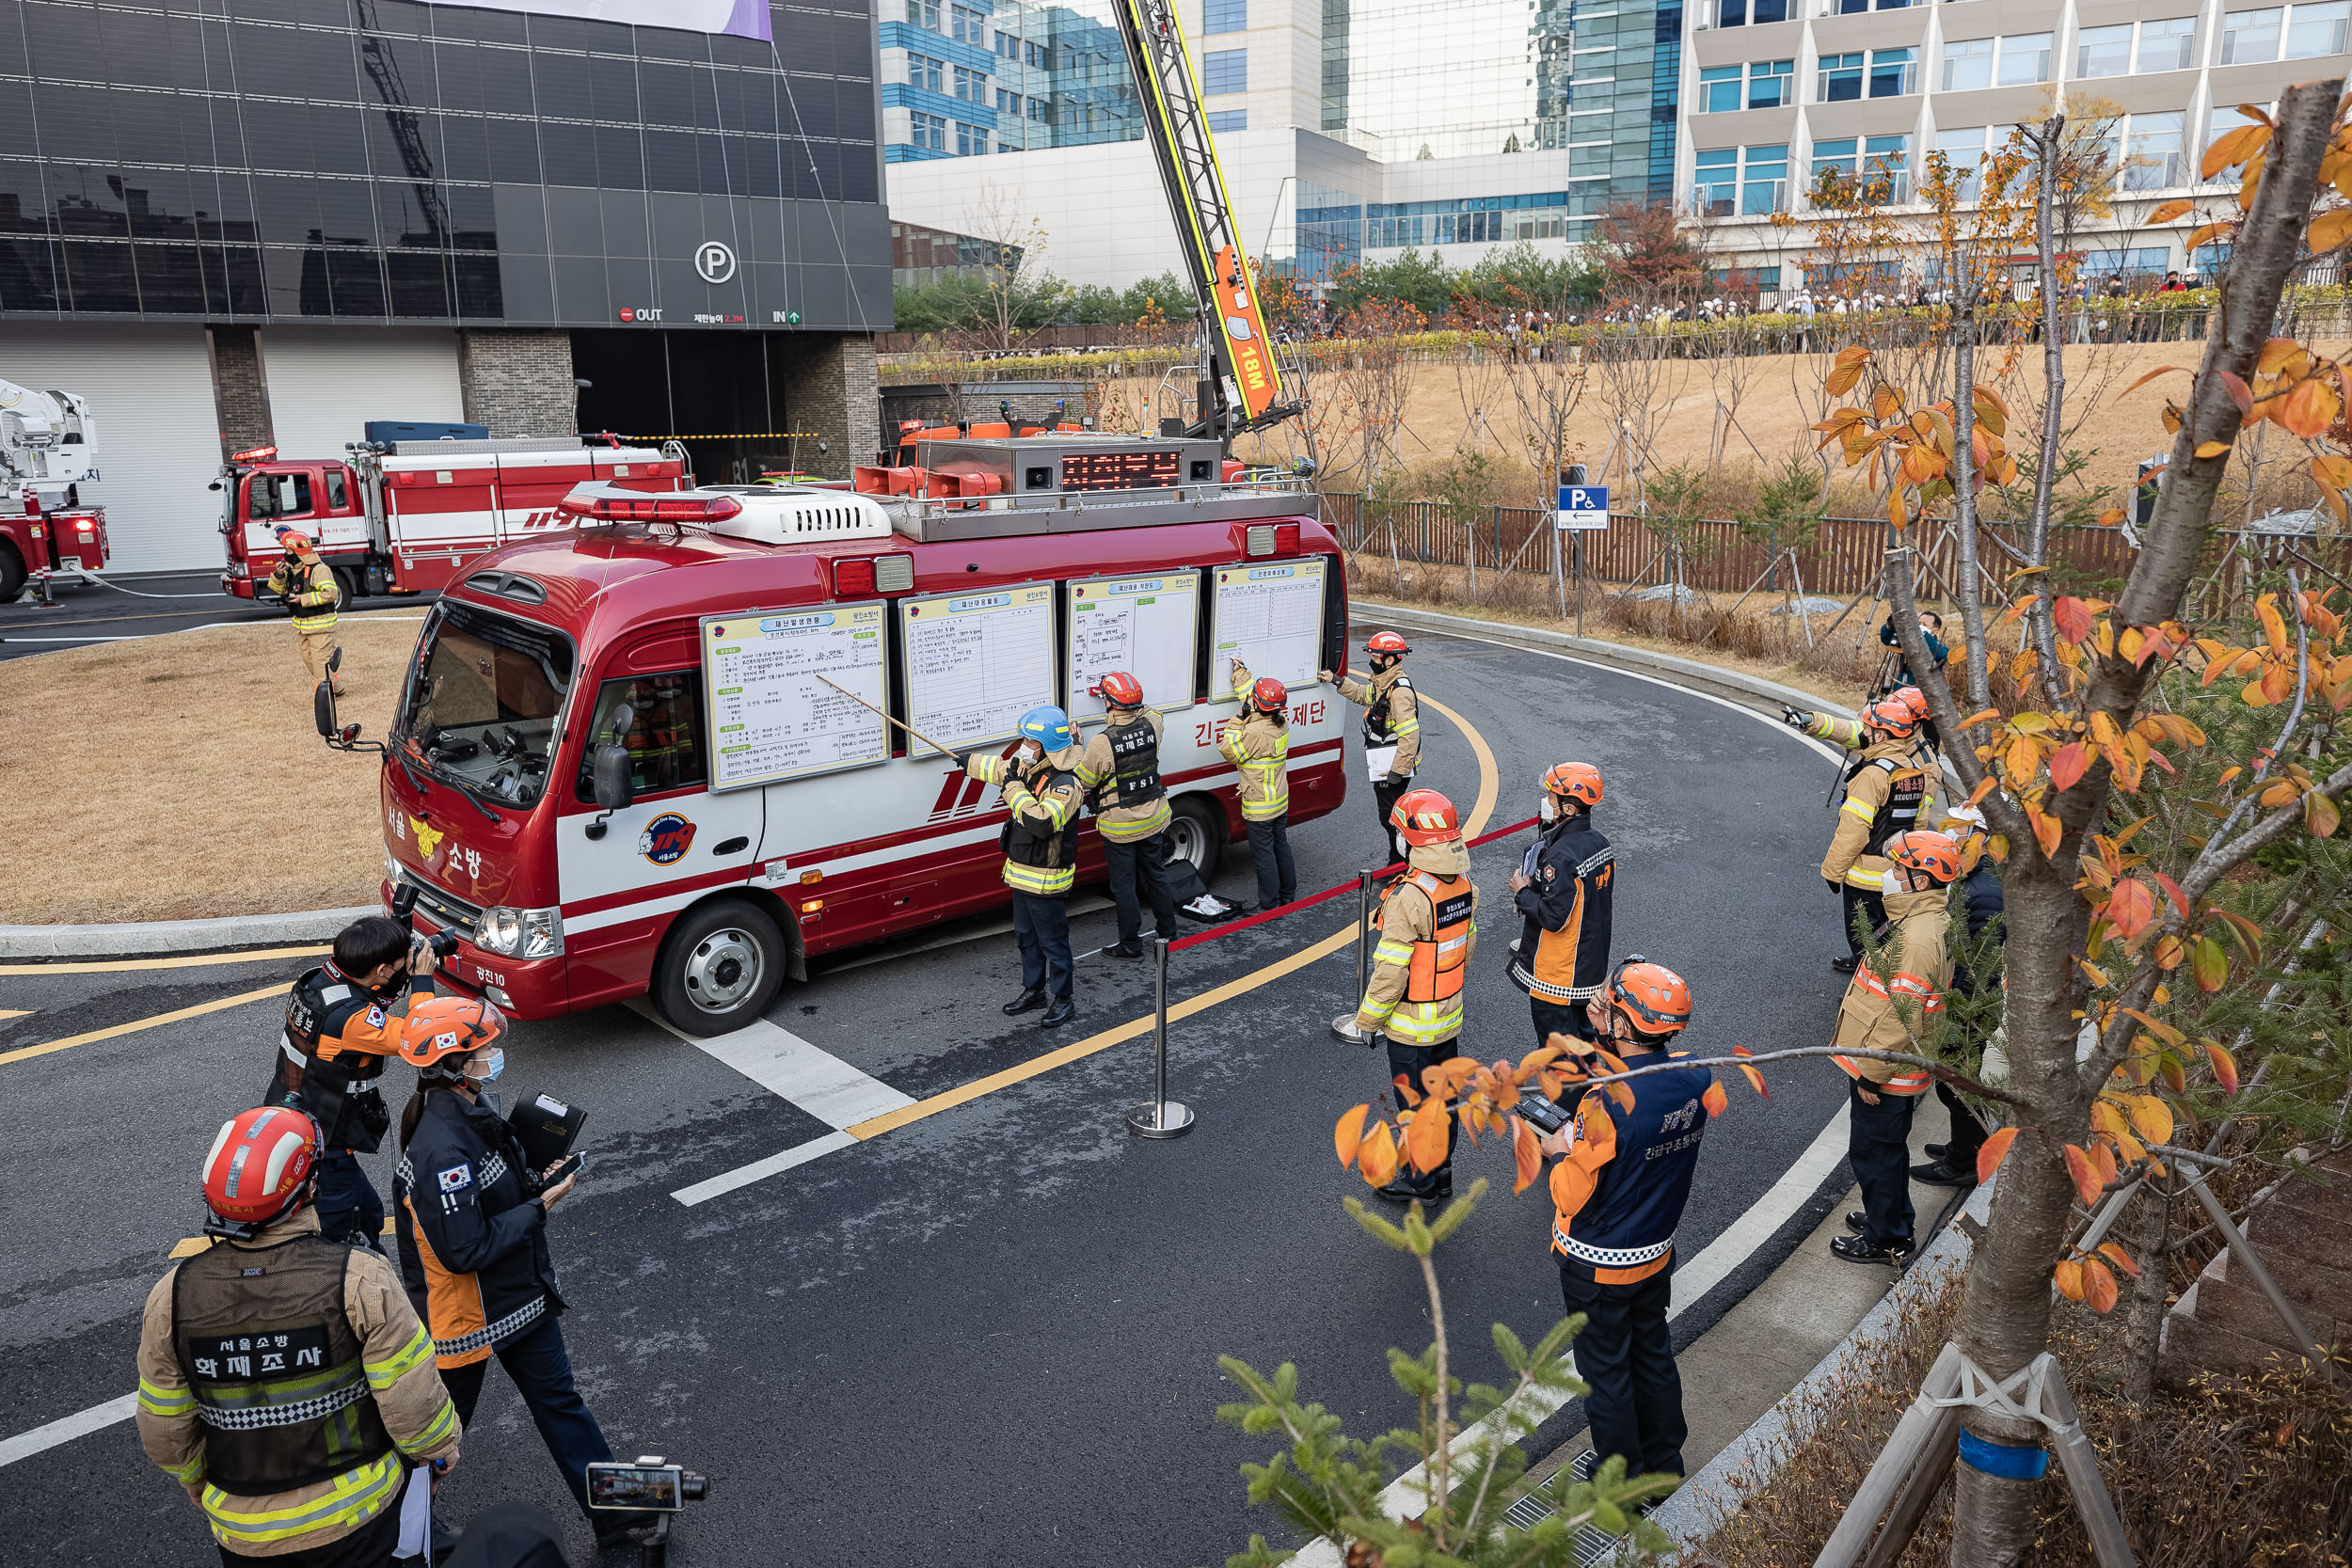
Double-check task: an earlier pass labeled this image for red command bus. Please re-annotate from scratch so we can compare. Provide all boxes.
[352,434,1350,1035]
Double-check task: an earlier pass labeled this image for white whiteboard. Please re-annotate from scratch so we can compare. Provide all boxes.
[1067,573,1200,721]
[899,581,1058,756]
[701,604,889,790]
[1211,558,1327,691]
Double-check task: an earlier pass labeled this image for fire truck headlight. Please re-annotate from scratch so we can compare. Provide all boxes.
[474,905,564,959]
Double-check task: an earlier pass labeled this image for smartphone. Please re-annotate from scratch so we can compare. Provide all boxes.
[540,1152,584,1189]
[1513,1097,1570,1136]
[587,1462,686,1512]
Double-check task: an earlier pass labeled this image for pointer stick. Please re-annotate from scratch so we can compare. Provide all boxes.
[815,673,962,757]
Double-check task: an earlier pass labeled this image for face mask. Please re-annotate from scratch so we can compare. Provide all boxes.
[467,1047,505,1085]
[1882,868,1903,896]
[370,969,410,1004]
[1539,796,1558,824]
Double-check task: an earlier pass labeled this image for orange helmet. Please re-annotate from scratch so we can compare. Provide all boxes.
[1602,958,1692,1037]
[398,995,508,1074]
[1890,686,1931,723]
[1865,696,1919,738]
[1541,762,1603,807]
[201,1106,320,1228]
[1886,829,1963,882]
[1251,675,1289,712]
[1389,787,1461,847]
[278,530,315,553]
[1094,671,1145,708]
[1365,630,1410,656]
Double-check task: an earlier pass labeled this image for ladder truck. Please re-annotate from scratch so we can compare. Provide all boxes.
[0,377,110,602]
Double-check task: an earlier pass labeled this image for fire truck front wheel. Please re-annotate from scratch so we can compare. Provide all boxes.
[652,897,787,1036]
[1165,796,1223,880]
[0,543,23,604]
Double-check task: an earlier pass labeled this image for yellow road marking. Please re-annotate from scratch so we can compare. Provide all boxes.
[0,944,328,976]
[0,1009,27,1021]
[850,695,1499,1141]
[0,983,288,1068]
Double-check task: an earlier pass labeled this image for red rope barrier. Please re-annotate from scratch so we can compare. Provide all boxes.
[1163,814,1542,955]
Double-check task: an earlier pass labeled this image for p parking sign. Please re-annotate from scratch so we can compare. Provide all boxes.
[1555,484,1609,531]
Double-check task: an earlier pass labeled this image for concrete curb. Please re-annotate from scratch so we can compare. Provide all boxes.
[1355,602,1862,722]
[0,906,376,960]
[1641,1175,2000,1560]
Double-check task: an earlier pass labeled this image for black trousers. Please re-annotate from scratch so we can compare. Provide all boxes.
[218,1491,399,1565]
[1381,1034,1458,1196]
[1009,890,1074,998]
[1246,815,1296,909]
[1529,995,1596,1053]
[1840,882,1887,959]
[439,1314,616,1521]
[1102,832,1176,946]
[1557,1259,1686,1479]
[313,1150,385,1252]
[1374,771,1414,863]
[1936,1080,1988,1172]
[1848,1078,1919,1248]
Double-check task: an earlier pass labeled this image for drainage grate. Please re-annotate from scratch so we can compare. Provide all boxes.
[1504,1452,1632,1568]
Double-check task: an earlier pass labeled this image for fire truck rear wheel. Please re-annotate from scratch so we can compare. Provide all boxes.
[0,544,23,604]
[653,898,786,1036]
[1165,796,1222,879]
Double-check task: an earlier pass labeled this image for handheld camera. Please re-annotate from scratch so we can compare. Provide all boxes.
[587,1458,708,1513]
[388,883,462,960]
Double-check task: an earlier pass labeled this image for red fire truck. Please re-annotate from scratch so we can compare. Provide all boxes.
[215,436,687,604]
[329,433,1348,1035]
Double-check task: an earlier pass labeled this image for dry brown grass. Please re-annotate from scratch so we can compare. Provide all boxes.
[0,615,423,924]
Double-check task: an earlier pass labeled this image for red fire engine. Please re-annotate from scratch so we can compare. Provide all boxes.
[325,434,1348,1035]
[215,436,687,605]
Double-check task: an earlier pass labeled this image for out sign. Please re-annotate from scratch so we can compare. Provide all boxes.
[1555,484,1609,531]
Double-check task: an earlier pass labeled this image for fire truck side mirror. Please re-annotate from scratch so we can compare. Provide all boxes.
[314,680,338,739]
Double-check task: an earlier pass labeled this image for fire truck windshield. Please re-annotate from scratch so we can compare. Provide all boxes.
[393,600,576,810]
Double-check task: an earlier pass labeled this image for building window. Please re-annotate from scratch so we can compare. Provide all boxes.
[1942,38,1993,90]
[951,5,986,43]
[1699,65,1742,113]
[955,120,986,155]
[1692,144,1787,215]
[1828,0,1909,13]
[1028,96,1048,119]
[1996,32,2050,86]
[907,53,944,92]
[1932,127,1986,201]
[1208,107,1248,131]
[1867,47,1915,96]
[995,30,1020,56]
[1813,135,1908,203]
[2122,111,2185,191]
[1815,50,1913,101]
[1700,60,1791,111]
[910,111,946,150]
[996,87,1018,111]
[1204,0,1248,33]
[1748,59,1794,107]
[954,65,985,102]
[2137,17,2197,71]
[907,0,941,30]
[1202,48,1248,94]
[2287,0,2349,57]
[2221,8,2281,62]
[1709,0,1789,24]
[2075,23,2130,76]
[1027,40,1048,66]
[1817,52,1862,100]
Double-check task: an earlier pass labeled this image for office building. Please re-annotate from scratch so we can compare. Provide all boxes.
[1677,0,2352,296]
[0,1,887,574]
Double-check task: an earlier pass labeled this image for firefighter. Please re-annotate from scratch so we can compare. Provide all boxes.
[1537,958,1711,1481]
[1221,657,1295,911]
[1816,695,1932,974]
[1784,685,1944,803]
[267,915,437,1250]
[1339,788,1476,1204]
[393,1000,652,1549]
[962,705,1088,1027]
[1830,829,1963,1265]
[136,1105,462,1565]
[266,529,345,695]
[1075,671,1177,958]
[1913,807,2002,1188]
[1508,763,1614,1048]
[1322,629,1420,861]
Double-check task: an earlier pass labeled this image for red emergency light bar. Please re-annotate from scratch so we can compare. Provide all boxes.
[230,444,278,464]
[556,483,742,525]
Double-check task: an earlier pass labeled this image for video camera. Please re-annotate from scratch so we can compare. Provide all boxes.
[389,882,462,961]
[588,1457,708,1567]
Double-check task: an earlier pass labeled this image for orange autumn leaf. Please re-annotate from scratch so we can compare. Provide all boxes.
[2144,198,2194,224]
[2029,805,2063,860]
[2154,933,2185,969]
[2006,732,2044,784]
[2105,878,2156,942]
[1358,1120,1399,1187]
[2097,1241,2143,1279]
[2065,1143,2104,1205]
[2049,741,2091,791]
[1335,1103,1371,1169]
[2053,596,2096,643]
[2281,375,2341,439]
[2195,440,2233,458]
[2083,1258,2121,1313]
[1511,1115,1542,1195]
[1404,1101,1452,1175]
[1740,1063,1771,1100]
[2089,1141,2120,1190]
[2054,1258,2086,1302]
[1604,1080,1635,1113]
[2307,206,2352,252]
[2127,1095,2174,1147]
[1702,1079,1729,1118]
[1977,1125,2020,1183]
[2307,791,2342,837]
[2206,1040,2242,1096]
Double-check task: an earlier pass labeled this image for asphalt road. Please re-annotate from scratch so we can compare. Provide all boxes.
[0,626,1867,1566]
[0,570,436,660]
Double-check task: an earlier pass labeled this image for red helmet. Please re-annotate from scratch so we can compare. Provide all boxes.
[1251,675,1289,712]
[1602,958,1692,1037]
[201,1106,320,1228]
[1389,787,1461,847]
[1890,686,1931,723]
[1865,696,1919,738]
[1365,630,1410,656]
[1541,761,1603,807]
[1886,829,1963,882]
[398,995,508,1074]
[278,531,315,553]
[1095,671,1145,708]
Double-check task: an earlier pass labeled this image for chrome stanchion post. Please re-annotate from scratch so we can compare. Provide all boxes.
[1332,870,1375,1043]
[1126,937,1194,1137]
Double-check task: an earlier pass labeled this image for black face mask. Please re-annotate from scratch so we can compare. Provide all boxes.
[366,969,410,1005]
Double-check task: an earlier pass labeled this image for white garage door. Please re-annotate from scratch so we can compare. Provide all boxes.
[0,323,224,576]
[261,327,463,464]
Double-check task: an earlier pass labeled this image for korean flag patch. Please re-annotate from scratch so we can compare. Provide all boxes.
[437,1164,472,1194]
[366,1006,388,1029]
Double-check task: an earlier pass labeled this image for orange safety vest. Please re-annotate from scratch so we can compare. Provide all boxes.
[1401,870,1474,1004]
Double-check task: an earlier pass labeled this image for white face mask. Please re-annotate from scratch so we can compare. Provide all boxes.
[1882,868,1904,896]
[1539,796,1558,824]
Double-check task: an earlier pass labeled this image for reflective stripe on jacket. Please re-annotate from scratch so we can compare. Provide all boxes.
[267,558,341,633]
[1354,840,1477,1044]
[1821,741,1927,890]
[971,749,1085,896]
[1548,1052,1714,1282]
[1219,664,1290,820]
[1831,887,1951,1094]
[1337,667,1420,774]
[1075,710,1171,843]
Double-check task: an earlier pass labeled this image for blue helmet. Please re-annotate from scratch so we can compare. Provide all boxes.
[1017,705,1074,752]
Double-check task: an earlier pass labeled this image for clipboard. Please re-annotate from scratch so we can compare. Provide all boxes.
[1365,744,1400,782]
[507,1092,586,1171]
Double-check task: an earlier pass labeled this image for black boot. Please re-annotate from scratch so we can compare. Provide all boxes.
[1830,1232,1912,1265]
[1003,987,1048,1016]
[1374,1175,1452,1206]
[1040,996,1075,1027]
[1105,940,1146,959]
[1909,1159,1978,1186]
[1845,1211,1867,1233]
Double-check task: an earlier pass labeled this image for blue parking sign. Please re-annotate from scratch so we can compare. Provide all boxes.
[1555,484,1609,531]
